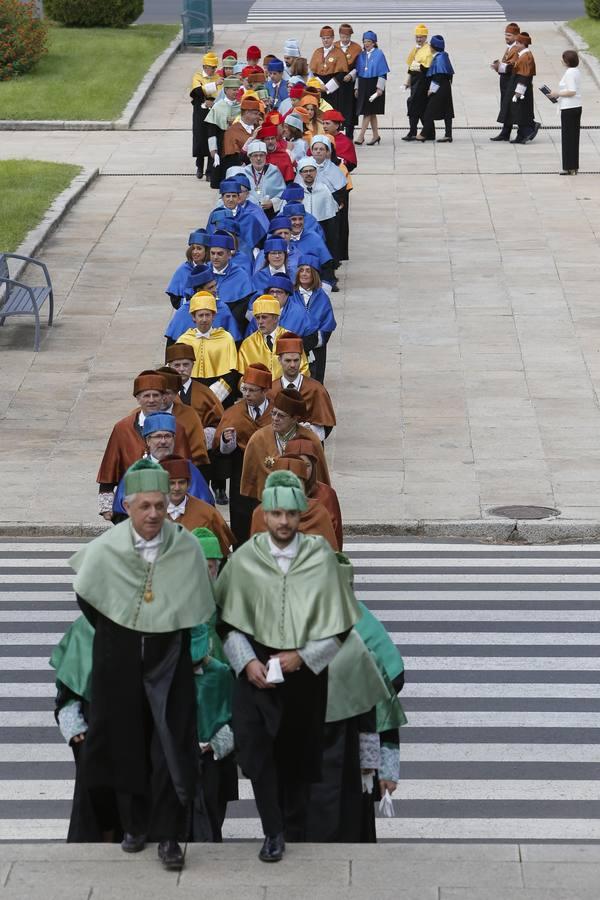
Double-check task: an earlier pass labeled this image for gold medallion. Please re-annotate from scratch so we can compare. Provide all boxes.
[328,57,334,63]
[144,590,154,603]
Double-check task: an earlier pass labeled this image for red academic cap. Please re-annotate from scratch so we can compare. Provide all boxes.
[247,45,261,60]
[289,84,305,99]
[259,125,278,138]
[322,109,345,123]
[223,49,237,60]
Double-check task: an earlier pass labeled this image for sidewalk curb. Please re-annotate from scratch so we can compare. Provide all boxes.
[0,30,182,132]
[11,166,99,281]
[557,21,600,88]
[1,519,599,544]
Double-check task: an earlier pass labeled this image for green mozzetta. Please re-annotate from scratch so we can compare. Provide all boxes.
[193,657,234,743]
[356,602,405,682]
[49,615,94,702]
[49,615,234,745]
[70,520,215,633]
[326,628,390,722]
[215,532,359,649]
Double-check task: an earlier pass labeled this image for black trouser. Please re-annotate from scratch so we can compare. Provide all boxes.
[422,113,453,140]
[561,106,582,171]
[117,727,189,842]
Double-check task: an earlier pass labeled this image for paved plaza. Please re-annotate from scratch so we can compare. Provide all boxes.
[1,22,600,530]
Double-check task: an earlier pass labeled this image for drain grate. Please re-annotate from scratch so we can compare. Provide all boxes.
[489,505,560,520]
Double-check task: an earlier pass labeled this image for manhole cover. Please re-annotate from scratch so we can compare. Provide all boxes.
[489,505,561,520]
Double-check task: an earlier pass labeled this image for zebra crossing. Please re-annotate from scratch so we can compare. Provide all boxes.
[246,0,506,25]
[0,537,599,841]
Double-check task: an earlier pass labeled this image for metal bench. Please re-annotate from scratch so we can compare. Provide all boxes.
[0,253,54,352]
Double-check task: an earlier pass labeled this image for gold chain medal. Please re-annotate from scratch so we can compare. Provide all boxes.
[143,564,154,603]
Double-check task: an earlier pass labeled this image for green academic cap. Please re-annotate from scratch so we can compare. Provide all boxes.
[123,458,169,495]
[192,527,223,559]
[262,470,308,512]
[223,76,242,89]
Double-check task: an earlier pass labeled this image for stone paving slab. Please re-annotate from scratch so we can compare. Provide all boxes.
[2,22,600,528]
[0,843,596,899]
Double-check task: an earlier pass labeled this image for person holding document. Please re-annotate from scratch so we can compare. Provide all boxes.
[548,50,582,175]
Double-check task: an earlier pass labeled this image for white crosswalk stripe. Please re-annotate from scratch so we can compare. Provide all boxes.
[0,538,598,842]
[246,0,506,24]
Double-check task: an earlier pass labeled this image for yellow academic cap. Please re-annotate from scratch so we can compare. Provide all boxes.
[203,52,219,67]
[189,291,217,314]
[414,23,428,36]
[307,76,326,91]
[253,294,281,316]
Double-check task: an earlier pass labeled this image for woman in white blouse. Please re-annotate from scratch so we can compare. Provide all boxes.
[549,50,582,175]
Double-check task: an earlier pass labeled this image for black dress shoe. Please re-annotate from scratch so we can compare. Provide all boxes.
[510,137,526,144]
[259,833,285,862]
[195,168,204,179]
[158,840,185,871]
[490,133,510,141]
[214,488,228,505]
[121,833,146,853]
[527,121,540,142]
[401,133,417,141]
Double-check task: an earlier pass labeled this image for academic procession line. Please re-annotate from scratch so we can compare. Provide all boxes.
[3,540,600,842]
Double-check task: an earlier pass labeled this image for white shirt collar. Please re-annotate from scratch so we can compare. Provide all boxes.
[195,327,213,338]
[241,119,254,133]
[138,410,146,426]
[269,264,286,273]
[268,532,300,572]
[247,398,269,418]
[167,497,188,519]
[131,525,163,563]
[182,377,192,391]
[282,373,303,390]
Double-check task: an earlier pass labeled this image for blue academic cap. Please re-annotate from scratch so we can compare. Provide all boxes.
[189,264,214,288]
[362,30,377,42]
[430,34,445,51]
[142,413,177,437]
[268,216,292,233]
[209,230,235,250]
[267,58,285,72]
[282,202,305,217]
[264,237,288,254]
[188,228,209,246]
[297,254,320,270]
[234,174,251,190]
[219,179,242,194]
[267,272,293,294]
[282,184,304,201]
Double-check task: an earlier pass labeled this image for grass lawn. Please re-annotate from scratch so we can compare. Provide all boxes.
[0,24,179,120]
[0,160,82,252]
[569,17,600,58]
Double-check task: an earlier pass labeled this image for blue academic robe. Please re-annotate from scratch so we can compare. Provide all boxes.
[113,460,214,515]
[253,242,302,276]
[165,298,241,342]
[356,47,390,79]
[243,294,319,339]
[292,287,336,338]
[291,231,333,273]
[165,260,194,302]
[266,79,289,110]
[251,263,299,296]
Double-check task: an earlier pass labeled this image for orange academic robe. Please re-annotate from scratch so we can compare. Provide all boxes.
[181,380,224,428]
[250,497,338,550]
[170,494,236,555]
[270,375,336,428]
[213,399,273,451]
[309,45,349,78]
[240,424,330,500]
[170,398,210,467]
[97,411,191,486]
[312,481,343,550]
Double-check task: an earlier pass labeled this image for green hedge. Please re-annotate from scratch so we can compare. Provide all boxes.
[44,0,143,27]
[0,0,48,80]
[585,0,600,19]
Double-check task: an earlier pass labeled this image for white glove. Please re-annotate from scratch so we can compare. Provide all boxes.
[213,152,220,166]
[369,92,378,103]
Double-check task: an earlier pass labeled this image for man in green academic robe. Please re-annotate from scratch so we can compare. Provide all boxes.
[70,459,215,871]
[216,470,359,862]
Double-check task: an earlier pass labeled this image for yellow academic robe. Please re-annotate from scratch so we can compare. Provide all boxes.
[178,327,238,380]
[191,68,221,95]
[406,44,434,71]
[237,326,309,381]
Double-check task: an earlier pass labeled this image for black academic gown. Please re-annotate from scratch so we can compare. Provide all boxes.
[191,87,211,174]
[77,596,197,842]
[221,631,329,840]
[305,709,375,843]
[422,73,454,138]
[407,65,430,134]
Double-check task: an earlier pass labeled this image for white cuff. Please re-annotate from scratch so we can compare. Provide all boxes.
[429,81,440,93]
[325,77,339,93]
[208,136,218,152]
[298,636,340,674]
[223,632,257,676]
[376,76,387,92]
[210,379,231,402]
[498,62,507,74]
[204,426,216,450]
[309,423,325,442]
[98,491,114,514]
[219,434,237,454]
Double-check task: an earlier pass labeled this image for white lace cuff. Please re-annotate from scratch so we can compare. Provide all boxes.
[57,700,87,744]
[359,732,381,770]
[223,631,257,675]
[98,491,114,514]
